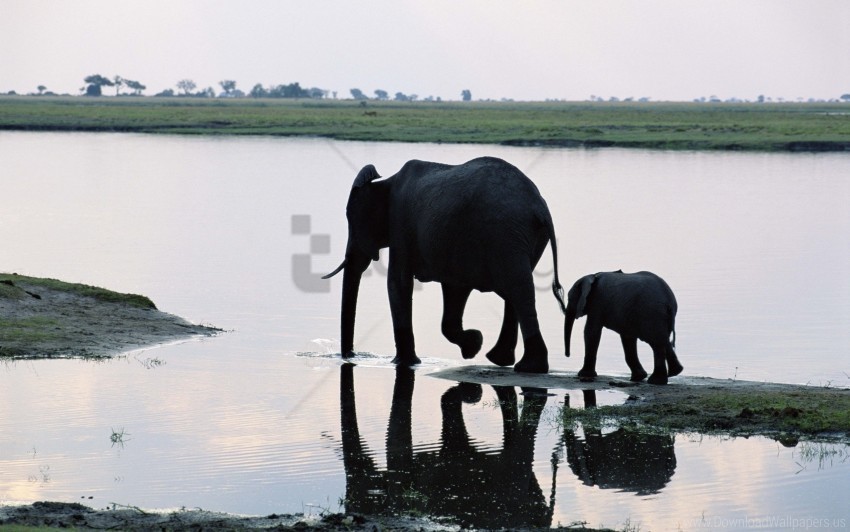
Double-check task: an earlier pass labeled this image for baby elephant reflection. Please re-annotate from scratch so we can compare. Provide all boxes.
[338,364,553,529]
[561,391,677,495]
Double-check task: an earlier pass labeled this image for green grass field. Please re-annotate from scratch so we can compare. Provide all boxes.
[2,96,850,151]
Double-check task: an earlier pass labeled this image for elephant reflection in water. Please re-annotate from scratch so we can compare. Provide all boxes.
[338,366,678,527]
[338,363,553,529]
[561,390,677,495]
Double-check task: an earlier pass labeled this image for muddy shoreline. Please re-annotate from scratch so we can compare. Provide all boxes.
[432,366,850,445]
[0,501,470,532]
[0,274,219,359]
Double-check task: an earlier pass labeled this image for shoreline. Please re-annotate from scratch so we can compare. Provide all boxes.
[0,273,219,359]
[432,366,850,445]
[3,97,850,152]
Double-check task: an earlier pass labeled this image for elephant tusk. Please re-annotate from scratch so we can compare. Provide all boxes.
[322,260,346,279]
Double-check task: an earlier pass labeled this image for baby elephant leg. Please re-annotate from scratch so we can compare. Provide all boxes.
[666,343,684,377]
[647,342,670,385]
[577,323,602,381]
[620,335,648,382]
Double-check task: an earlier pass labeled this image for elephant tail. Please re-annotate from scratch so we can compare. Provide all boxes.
[546,218,567,315]
[668,306,677,348]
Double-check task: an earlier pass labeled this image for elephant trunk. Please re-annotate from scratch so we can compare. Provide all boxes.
[339,250,370,357]
[564,309,576,358]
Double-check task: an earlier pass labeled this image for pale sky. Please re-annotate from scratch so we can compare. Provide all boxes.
[1,0,848,102]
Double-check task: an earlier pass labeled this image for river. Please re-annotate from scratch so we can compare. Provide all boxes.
[1,132,848,529]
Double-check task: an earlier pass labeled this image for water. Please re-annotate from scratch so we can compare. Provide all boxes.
[1,132,849,529]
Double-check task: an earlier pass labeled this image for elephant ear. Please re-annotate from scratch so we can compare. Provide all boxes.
[575,275,596,318]
[353,164,381,188]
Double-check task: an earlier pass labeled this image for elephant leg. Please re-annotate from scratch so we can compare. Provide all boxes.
[647,342,669,385]
[578,321,602,381]
[486,300,518,367]
[440,284,483,359]
[386,366,415,512]
[387,263,421,366]
[666,344,684,377]
[506,277,549,374]
[620,335,648,382]
[493,385,519,446]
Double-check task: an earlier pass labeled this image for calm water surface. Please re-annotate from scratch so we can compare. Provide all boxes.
[1,132,848,529]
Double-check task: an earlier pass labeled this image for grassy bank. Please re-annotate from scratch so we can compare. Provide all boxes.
[433,367,850,444]
[561,382,850,445]
[0,273,155,309]
[2,96,850,151]
[0,273,217,359]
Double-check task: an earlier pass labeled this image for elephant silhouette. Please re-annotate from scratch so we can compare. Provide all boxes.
[337,363,554,529]
[560,390,677,495]
[336,367,678,527]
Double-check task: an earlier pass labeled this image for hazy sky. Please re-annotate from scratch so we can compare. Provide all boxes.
[2,0,848,101]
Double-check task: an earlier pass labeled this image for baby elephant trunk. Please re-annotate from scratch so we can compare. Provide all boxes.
[564,308,576,357]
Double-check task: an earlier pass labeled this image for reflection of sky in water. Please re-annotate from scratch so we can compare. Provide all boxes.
[1,350,847,529]
[1,133,849,527]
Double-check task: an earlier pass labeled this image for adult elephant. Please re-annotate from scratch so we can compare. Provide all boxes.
[564,271,683,385]
[324,157,566,373]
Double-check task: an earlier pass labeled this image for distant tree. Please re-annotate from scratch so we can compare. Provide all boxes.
[201,87,215,98]
[374,89,388,100]
[37,85,46,95]
[176,79,197,96]
[83,74,114,96]
[461,89,472,102]
[154,88,175,97]
[219,80,237,96]
[841,94,850,102]
[394,92,409,102]
[249,83,268,98]
[350,88,367,100]
[267,82,308,98]
[124,80,146,95]
[113,76,124,96]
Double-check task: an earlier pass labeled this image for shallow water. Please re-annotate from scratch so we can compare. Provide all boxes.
[1,133,848,529]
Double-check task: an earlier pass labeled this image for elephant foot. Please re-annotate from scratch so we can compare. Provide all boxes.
[514,356,548,374]
[513,333,548,373]
[647,372,668,385]
[485,344,516,367]
[459,329,484,359]
[668,360,684,377]
[458,382,483,403]
[630,369,648,382]
[577,368,597,382]
[391,353,422,367]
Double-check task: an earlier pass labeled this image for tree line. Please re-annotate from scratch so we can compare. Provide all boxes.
[12,74,471,102]
[17,74,850,103]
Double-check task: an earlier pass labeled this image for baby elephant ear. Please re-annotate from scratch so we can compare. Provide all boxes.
[575,275,596,318]
[353,164,381,188]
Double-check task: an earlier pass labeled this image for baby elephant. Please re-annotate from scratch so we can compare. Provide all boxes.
[564,271,683,385]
